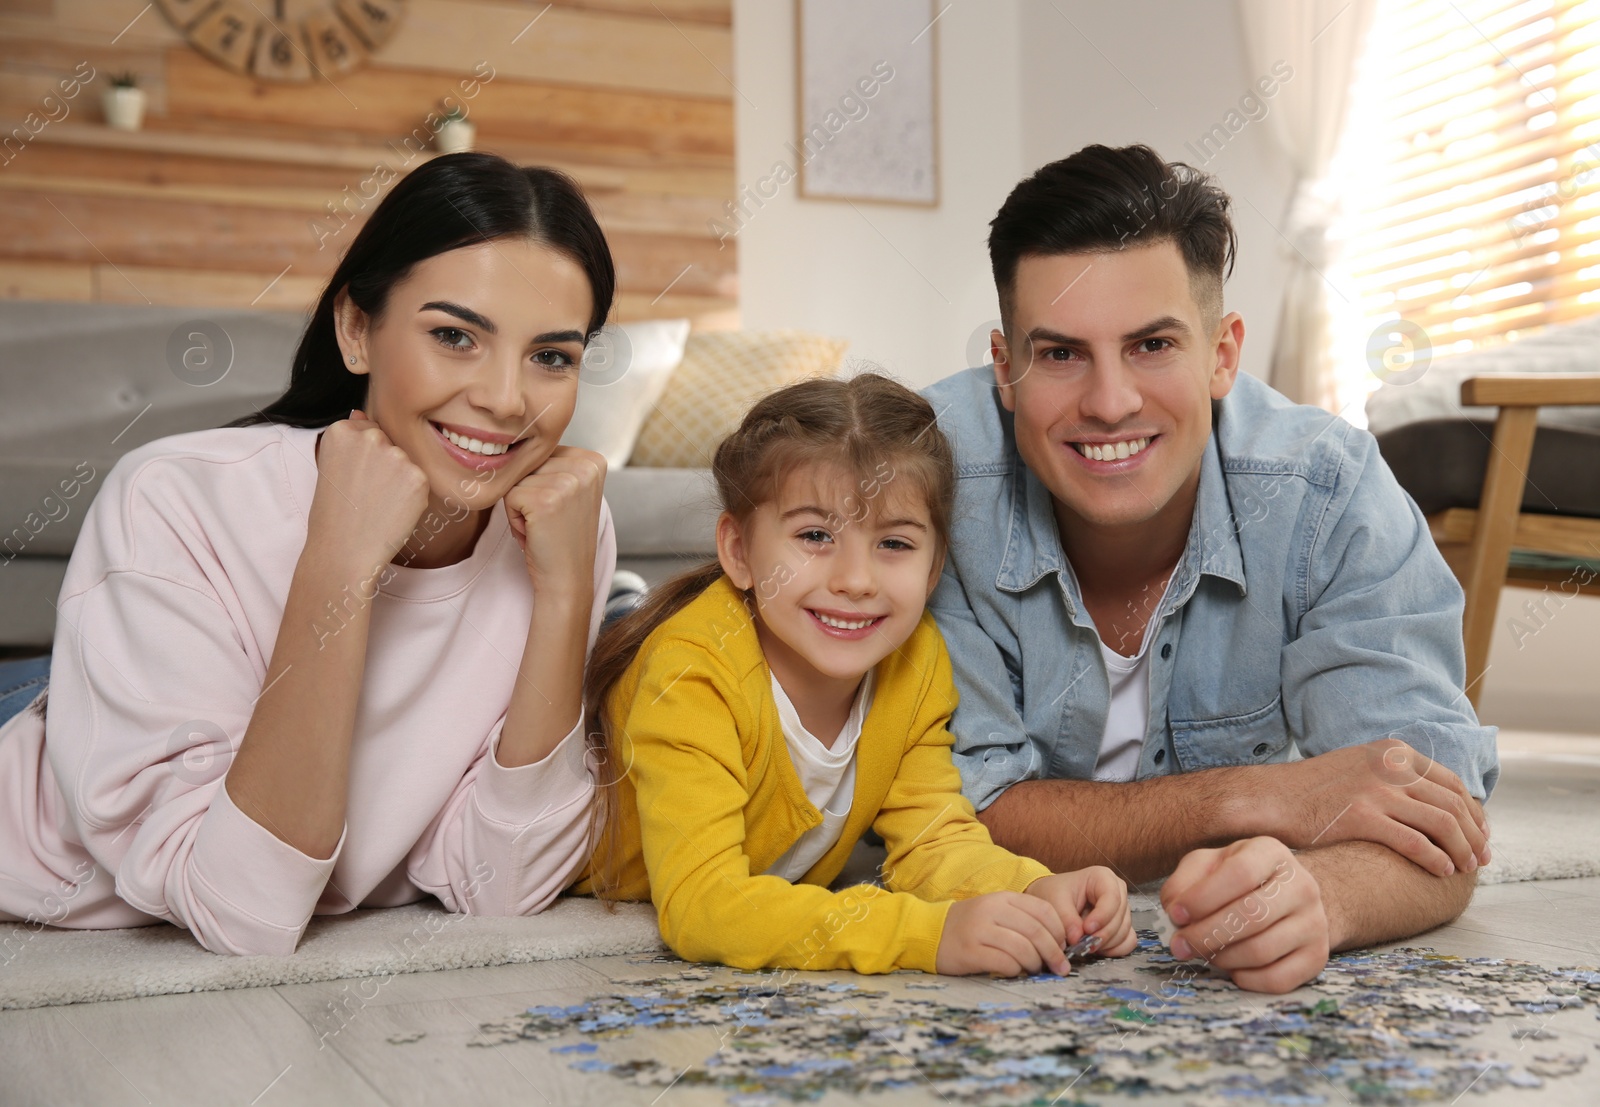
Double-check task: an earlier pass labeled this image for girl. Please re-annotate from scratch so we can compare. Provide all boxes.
[0,153,616,955]
[579,374,1137,975]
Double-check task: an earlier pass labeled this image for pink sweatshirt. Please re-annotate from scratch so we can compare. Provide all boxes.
[0,423,614,955]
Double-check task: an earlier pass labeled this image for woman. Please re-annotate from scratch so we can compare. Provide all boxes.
[0,153,616,955]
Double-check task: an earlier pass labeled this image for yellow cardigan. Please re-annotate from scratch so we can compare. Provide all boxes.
[576,574,1051,974]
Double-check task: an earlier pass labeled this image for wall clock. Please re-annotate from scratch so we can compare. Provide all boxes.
[155,0,405,82]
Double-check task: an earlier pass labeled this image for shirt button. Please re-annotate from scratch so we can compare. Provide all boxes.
[1153,749,1166,765]
[1252,742,1270,756]
[1160,643,1172,660]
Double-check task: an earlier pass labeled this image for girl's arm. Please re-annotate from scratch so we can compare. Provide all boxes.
[623,641,952,974]
[873,618,1053,899]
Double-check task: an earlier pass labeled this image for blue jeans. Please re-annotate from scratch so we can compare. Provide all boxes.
[0,655,50,728]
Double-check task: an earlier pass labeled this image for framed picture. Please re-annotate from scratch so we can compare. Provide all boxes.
[795,0,939,206]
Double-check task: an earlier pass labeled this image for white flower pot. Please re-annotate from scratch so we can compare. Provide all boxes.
[103,86,147,132]
[435,118,475,154]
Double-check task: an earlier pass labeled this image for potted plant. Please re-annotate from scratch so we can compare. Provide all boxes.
[103,72,146,132]
[434,104,475,154]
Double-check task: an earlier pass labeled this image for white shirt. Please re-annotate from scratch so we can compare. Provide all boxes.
[1093,640,1154,782]
[763,670,875,881]
[1087,571,1179,783]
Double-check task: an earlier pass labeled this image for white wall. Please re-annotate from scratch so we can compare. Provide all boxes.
[1479,589,1600,736]
[730,0,1297,389]
[731,0,1024,388]
[1016,0,1297,385]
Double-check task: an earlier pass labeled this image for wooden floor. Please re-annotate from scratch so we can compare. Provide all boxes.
[6,751,1600,1106]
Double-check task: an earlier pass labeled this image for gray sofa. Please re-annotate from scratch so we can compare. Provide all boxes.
[0,302,717,649]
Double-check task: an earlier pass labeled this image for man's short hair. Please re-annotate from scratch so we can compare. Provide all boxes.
[989,144,1237,334]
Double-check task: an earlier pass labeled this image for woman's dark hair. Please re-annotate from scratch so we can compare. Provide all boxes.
[583,371,955,898]
[989,143,1236,332]
[232,153,616,429]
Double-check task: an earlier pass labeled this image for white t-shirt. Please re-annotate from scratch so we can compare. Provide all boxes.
[764,670,876,882]
[1087,572,1179,783]
[1093,641,1154,782]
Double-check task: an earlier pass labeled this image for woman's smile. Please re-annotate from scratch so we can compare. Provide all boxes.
[428,419,529,471]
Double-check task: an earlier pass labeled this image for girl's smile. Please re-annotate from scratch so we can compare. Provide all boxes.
[807,607,888,637]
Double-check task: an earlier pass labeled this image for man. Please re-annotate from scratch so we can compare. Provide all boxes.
[922,144,1498,994]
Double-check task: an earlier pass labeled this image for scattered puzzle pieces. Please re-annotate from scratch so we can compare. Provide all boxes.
[473,932,1600,1103]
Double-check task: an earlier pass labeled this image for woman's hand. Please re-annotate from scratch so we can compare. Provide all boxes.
[309,409,429,568]
[503,446,607,593]
[1025,867,1137,959]
[935,891,1072,977]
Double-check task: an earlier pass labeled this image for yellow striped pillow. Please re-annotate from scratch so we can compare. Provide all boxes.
[627,330,849,468]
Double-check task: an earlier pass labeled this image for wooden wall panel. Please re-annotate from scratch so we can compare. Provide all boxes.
[0,259,94,301]
[0,189,329,274]
[91,264,324,310]
[160,49,733,162]
[382,1,732,99]
[0,0,737,326]
[547,0,730,25]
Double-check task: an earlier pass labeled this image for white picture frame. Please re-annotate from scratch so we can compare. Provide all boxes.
[795,0,939,207]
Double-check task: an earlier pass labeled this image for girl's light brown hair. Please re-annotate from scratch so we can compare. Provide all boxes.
[582,371,955,896]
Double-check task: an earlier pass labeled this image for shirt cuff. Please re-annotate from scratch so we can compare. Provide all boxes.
[1012,859,1055,891]
[901,896,953,974]
[477,713,594,826]
[190,783,344,935]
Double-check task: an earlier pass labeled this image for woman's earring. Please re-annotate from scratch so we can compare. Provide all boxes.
[348,356,357,365]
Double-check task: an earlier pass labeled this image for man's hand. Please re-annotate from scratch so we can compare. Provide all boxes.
[1267,737,1490,878]
[1161,837,1329,995]
[1024,868,1137,959]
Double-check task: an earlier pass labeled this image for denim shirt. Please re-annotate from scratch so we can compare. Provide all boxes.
[921,367,1500,811]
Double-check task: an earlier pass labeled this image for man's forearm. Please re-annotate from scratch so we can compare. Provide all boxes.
[1299,839,1476,951]
[977,768,1266,883]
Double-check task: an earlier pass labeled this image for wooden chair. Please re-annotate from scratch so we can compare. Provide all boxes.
[1424,373,1600,707]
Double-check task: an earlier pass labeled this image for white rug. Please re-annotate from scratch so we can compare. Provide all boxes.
[0,896,664,1011]
[2,749,1594,1012]
[1478,750,1600,884]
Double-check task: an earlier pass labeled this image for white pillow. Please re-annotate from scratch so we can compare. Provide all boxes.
[560,319,691,467]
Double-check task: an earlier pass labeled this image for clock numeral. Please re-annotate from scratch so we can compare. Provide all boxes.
[251,21,311,81]
[162,0,395,82]
[307,11,367,75]
[337,0,403,49]
[186,0,258,74]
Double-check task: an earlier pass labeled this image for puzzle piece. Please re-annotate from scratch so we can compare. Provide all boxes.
[477,936,1600,1103]
[1064,933,1101,960]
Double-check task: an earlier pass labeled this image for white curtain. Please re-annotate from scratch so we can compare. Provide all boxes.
[1238,0,1377,409]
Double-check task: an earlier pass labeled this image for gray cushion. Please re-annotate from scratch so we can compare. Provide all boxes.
[603,467,719,556]
[0,301,301,558]
[1376,418,1600,519]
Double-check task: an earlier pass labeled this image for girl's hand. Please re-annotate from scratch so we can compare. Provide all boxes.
[935,891,1071,977]
[503,446,607,592]
[309,409,429,567]
[1025,867,1137,959]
